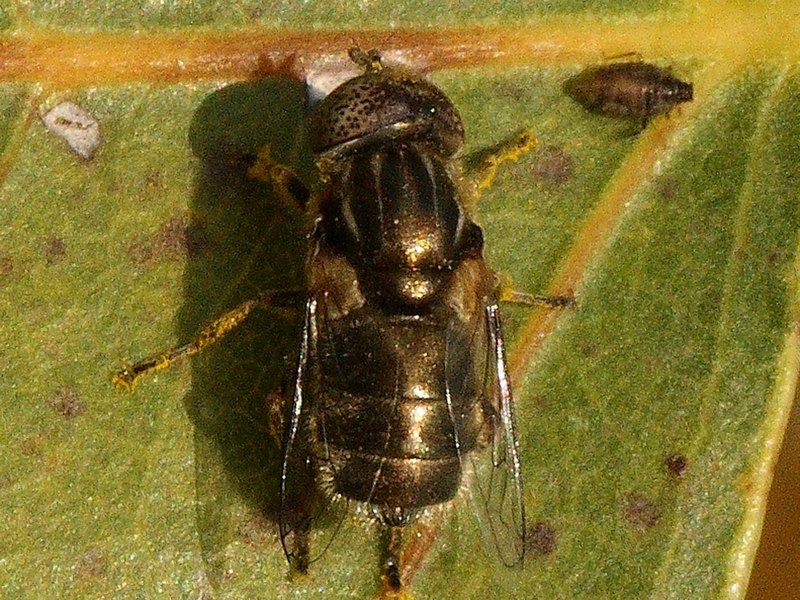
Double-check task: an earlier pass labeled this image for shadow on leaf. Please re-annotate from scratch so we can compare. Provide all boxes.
[184,77,314,585]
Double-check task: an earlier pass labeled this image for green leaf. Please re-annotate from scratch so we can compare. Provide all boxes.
[1,2,798,599]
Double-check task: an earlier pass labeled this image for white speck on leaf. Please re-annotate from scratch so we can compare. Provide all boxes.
[41,102,101,160]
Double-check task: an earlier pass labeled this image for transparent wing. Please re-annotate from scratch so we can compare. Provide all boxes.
[278,296,350,572]
[464,302,527,567]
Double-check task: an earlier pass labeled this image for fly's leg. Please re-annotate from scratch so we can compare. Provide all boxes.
[115,145,312,392]
[287,499,312,576]
[271,385,315,577]
[247,145,312,211]
[499,287,575,309]
[468,132,575,309]
[382,525,404,592]
[470,128,538,192]
[494,273,575,310]
[113,289,305,391]
[377,506,415,593]
[278,467,314,579]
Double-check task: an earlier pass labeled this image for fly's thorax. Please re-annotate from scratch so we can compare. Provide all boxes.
[318,143,482,309]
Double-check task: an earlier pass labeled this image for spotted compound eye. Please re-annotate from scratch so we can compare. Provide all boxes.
[309,68,465,158]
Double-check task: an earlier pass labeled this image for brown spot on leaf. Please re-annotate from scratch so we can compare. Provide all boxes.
[622,492,661,529]
[525,521,557,556]
[236,512,275,547]
[247,6,264,20]
[77,548,107,580]
[19,434,45,456]
[764,248,783,269]
[0,252,13,279]
[144,169,165,189]
[665,453,688,479]
[125,239,155,264]
[49,385,84,419]
[580,339,600,358]
[127,213,209,266]
[157,213,191,256]
[491,81,526,102]
[655,176,678,201]
[530,145,574,187]
[44,237,66,264]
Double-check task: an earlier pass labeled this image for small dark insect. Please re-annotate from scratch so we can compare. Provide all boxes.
[114,48,572,592]
[564,62,693,124]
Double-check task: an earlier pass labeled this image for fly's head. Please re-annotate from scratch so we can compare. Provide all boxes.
[308,58,465,170]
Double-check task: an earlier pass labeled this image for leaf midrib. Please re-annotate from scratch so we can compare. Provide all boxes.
[1,7,798,86]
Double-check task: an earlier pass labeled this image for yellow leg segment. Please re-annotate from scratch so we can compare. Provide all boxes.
[500,288,574,309]
[113,291,300,391]
[475,129,539,191]
[247,145,310,210]
[496,275,574,309]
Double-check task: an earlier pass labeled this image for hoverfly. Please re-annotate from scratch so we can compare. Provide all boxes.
[115,47,571,591]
